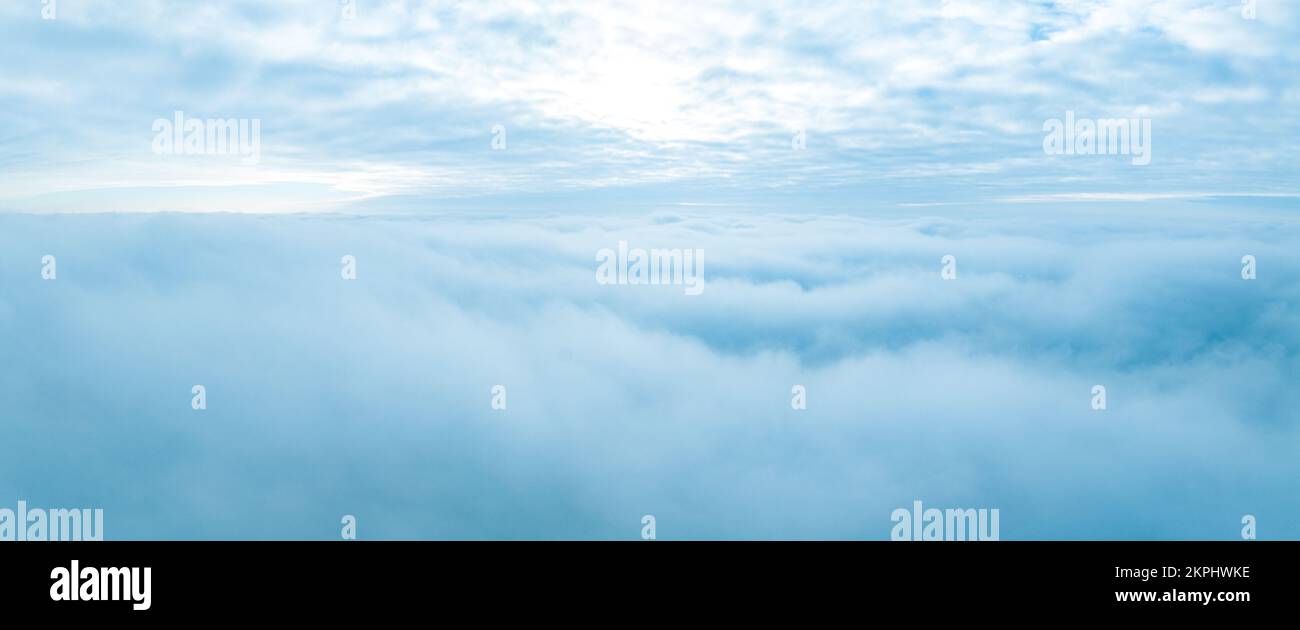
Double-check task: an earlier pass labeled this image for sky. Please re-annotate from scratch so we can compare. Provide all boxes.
[1,0,1298,212]
[0,1,1298,540]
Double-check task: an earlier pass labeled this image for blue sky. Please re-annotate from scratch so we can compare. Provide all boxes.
[1,0,1298,212]
[1,1,1298,540]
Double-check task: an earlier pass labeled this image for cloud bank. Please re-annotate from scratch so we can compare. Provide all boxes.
[1,206,1296,539]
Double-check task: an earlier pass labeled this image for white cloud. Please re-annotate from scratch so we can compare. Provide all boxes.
[2,209,1296,537]
[2,0,1296,210]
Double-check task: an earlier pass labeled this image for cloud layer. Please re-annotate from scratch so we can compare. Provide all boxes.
[1,206,1296,539]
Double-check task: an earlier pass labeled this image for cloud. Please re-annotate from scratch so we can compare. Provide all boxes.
[1,0,1298,211]
[1,206,1296,539]
[1,0,1296,541]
